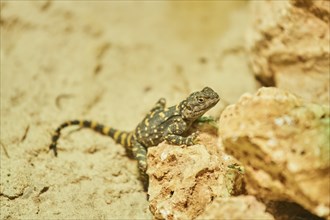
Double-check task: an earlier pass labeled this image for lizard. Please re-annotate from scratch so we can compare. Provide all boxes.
[49,87,220,190]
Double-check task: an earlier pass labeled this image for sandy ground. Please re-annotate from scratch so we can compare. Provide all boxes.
[0,1,259,219]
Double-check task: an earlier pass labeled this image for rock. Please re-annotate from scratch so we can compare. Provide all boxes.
[197,195,274,220]
[147,127,244,219]
[246,0,330,105]
[219,87,330,218]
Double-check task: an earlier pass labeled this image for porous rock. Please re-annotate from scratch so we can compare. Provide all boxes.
[147,129,243,220]
[197,195,274,220]
[246,0,330,105]
[219,87,330,218]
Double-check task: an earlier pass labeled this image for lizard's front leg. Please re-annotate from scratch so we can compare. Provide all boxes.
[132,140,149,190]
[163,120,198,146]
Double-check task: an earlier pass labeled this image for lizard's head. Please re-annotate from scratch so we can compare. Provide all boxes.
[180,87,220,121]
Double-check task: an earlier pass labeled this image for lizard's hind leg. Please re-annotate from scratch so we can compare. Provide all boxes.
[132,141,149,191]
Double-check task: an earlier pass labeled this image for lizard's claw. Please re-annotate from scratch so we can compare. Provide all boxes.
[186,131,199,145]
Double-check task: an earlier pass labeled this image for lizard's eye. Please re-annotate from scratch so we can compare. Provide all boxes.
[197,98,204,103]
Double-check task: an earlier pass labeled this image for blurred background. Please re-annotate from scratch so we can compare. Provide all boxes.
[1,1,329,219]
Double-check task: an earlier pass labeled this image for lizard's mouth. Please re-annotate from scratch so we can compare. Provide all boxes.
[193,104,215,114]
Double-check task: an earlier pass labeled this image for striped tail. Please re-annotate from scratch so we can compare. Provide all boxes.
[49,120,134,156]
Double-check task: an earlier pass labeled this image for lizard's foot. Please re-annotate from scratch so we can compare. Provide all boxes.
[186,131,199,145]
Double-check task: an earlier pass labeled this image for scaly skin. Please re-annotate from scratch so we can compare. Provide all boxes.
[49,87,220,190]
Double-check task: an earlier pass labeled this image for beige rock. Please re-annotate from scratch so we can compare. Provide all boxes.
[197,195,274,220]
[246,0,330,105]
[147,128,244,220]
[219,87,330,218]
